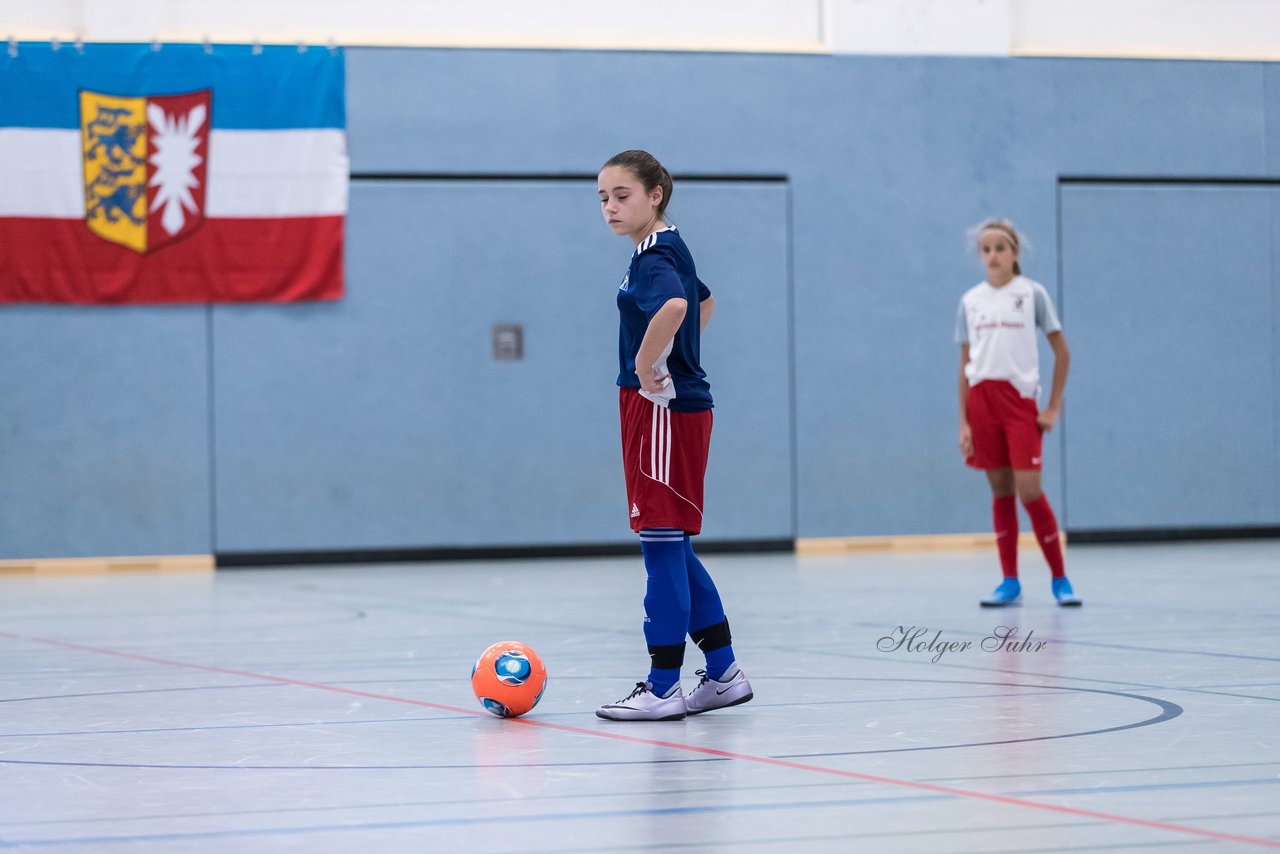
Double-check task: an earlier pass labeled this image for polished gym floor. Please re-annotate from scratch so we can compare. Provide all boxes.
[2,540,1278,852]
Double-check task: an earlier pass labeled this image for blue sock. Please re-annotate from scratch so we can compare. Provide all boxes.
[685,537,736,681]
[703,645,736,682]
[647,666,681,697]
[640,529,690,695]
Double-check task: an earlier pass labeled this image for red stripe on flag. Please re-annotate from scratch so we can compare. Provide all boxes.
[0,216,344,304]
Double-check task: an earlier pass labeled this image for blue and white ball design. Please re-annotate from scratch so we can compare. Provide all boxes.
[471,640,547,718]
[494,651,533,686]
[481,698,514,717]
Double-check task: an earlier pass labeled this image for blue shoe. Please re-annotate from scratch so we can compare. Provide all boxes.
[980,578,1021,607]
[1052,576,1082,607]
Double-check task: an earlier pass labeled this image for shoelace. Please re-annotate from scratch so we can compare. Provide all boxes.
[622,682,649,701]
[690,669,709,693]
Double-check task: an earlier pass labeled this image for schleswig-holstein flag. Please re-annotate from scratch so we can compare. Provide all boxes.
[0,42,347,303]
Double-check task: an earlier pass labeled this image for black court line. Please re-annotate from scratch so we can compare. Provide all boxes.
[0,674,1178,770]
[2,631,1273,848]
[768,678,1181,759]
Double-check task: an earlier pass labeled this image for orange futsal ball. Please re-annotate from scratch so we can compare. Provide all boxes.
[470,641,548,718]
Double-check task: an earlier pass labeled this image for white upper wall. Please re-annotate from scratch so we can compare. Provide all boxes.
[3,0,1278,61]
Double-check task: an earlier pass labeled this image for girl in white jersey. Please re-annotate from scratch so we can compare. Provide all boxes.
[956,220,1081,607]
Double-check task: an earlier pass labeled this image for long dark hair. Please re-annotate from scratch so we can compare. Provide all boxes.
[602,150,673,216]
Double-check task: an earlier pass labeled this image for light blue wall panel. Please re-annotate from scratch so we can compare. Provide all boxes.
[0,309,211,558]
[1059,184,1279,528]
[212,180,790,550]
[789,57,1065,537]
[5,49,1279,558]
[1274,192,1280,519]
[1269,65,1280,176]
[660,184,794,541]
[346,48,805,175]
[1048,60,1268,176]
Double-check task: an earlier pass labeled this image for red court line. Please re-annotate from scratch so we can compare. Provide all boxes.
[5,630,1278,849]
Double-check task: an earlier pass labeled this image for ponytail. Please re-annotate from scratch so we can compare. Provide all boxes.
[971,218,1024,275]
[603,150,673,216]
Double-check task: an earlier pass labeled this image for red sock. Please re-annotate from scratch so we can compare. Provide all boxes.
[992,495,1019,579]
[1022,494,1065,579]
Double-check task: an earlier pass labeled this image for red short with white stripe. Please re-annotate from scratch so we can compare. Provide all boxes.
[966,380,1043,470]
[619,387,712,534]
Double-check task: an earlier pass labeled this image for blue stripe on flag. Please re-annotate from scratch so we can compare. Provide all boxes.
[0,42,345,130]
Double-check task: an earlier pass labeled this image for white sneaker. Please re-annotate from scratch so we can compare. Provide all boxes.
[685,665,753,716]
[596,681,687,721]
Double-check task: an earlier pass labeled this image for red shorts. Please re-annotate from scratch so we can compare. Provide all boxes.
[619,387,712,534]
[966,380,1043,470]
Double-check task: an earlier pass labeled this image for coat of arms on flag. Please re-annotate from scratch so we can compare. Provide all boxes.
[1,42,346,304]
[80,89,211,254]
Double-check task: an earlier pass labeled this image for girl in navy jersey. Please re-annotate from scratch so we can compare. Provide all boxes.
[594,150,753,721]
[956,219,1081,607]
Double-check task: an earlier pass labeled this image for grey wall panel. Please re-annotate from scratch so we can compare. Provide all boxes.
[787,57,1067,538]
[1059,184,1279,529]
[211,180,791,550]
[0,308,211,557]
[7,49,1280,557]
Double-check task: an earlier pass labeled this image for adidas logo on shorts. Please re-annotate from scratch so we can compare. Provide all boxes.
[630,503,640,518]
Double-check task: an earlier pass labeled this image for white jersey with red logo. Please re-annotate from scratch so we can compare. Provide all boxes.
[955,275,1061,400]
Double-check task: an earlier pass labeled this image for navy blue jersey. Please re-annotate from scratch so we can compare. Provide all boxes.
[616,227,713,412]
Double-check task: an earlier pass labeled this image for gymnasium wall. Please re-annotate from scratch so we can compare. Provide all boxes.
[2,47,1278,557]
[8,1,1280,60]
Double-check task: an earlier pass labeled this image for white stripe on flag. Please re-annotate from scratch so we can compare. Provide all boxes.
[0,129,81,217]
[0,128,348,218]
[208,130,348,216]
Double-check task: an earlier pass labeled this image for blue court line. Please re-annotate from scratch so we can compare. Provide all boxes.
[0,715,475,739]
[0,676,1183,770]
[0,756,731,771]
[4,632,1275,849]
[0,688,1064,738]
[0,777,874,829]
[925,758,1280,784]
[939,841,1206,854]
[1,783,1273,847]
[1011,778,1280,797]
[0,683,280,705]
[0,792,958,848]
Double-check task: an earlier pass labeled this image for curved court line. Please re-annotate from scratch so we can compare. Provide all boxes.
[2,630,1277,849]
[0,682,1177,768]
[784,641,1280,703]
[772,677,1182,759]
